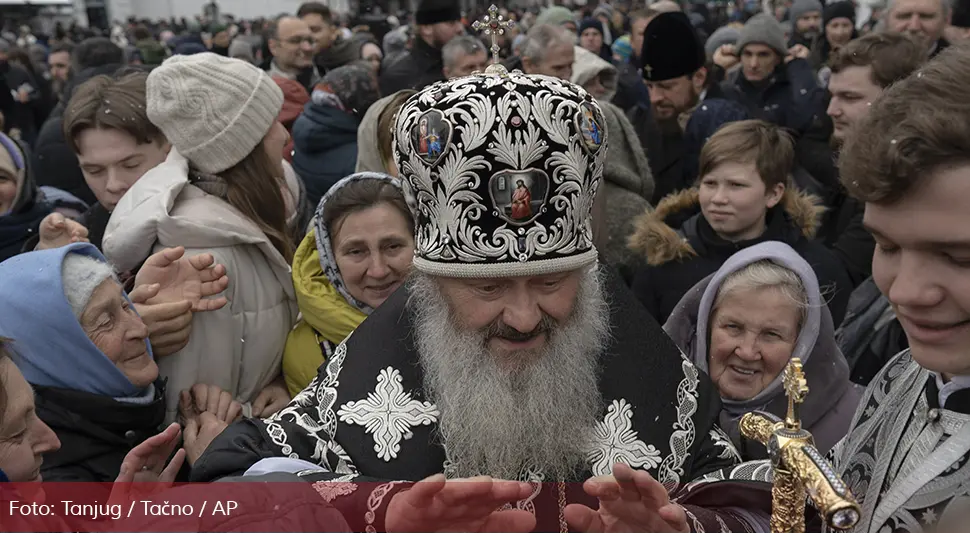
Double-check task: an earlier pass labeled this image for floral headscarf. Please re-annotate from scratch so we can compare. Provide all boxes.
[313,172,404,314]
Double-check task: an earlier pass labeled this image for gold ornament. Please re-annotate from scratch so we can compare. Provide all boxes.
[472,4,515,76]
[740,358,861,533]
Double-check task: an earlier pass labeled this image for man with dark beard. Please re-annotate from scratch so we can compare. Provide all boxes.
[189,61,765,532]
[629,12,718,205]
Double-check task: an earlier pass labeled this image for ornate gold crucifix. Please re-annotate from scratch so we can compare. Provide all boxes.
[473,4,515,64]
[783,357,809,431]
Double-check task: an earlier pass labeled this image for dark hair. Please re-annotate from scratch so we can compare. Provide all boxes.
[5,48,41,81]
[132,25,153,41]
[323,179,414,240]
[829,32,926,89]
[841,41,970,204]
[50,42,74,56]
[62,72,164,155]
[297,2,333,23]
[73,37,124,72]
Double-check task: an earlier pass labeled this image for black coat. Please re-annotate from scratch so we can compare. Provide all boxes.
[720,58,824,135]
[627,84,726,206]
[190,267,752,533]
[36,383,167,484]
[378,38,445,96]
[628,188,852,325]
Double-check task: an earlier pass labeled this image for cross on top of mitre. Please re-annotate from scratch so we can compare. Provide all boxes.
[473,4,515,65]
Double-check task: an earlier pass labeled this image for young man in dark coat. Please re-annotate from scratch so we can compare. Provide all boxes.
[628,119,852,326]
[378,0,464,95]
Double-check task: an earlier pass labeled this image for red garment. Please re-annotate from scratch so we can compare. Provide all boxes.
[511,186,532,220]
[273,76,310,163]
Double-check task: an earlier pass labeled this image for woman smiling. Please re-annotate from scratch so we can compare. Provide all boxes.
[282,173,415,395]
[664,241,862,459]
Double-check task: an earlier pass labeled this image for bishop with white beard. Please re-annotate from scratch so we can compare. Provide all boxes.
[191,64,759,533]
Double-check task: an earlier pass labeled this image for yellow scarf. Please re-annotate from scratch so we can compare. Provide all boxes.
[282,229,367,396]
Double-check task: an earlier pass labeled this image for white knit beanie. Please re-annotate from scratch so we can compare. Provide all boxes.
[62,253,119,319]
[146,52,284,174]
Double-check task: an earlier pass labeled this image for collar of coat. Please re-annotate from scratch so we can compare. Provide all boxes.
[626,186,825,266]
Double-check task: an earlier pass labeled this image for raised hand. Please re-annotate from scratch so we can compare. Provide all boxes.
[564,463,689,533]
[181,384,243,424]
[386,474,536,533]
[134,247,229,312]
[251,377,290,418]
[35,213,88,250]
[129,283,194,357]
[108,423,186,507]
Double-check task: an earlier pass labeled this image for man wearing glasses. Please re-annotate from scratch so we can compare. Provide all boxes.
[267,16,319,92]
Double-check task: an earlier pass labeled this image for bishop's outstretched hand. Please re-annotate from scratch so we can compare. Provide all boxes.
[565,463,689,533]
[386,474,536,533]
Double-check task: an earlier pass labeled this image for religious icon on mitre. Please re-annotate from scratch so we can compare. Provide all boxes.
[409,109,453,167]
[488,169,550,226]
[575,102,605,155]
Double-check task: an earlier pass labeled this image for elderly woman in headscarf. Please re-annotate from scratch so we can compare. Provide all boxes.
[282,173,415,395]
[663,241,863,459]
[0,243,233,482]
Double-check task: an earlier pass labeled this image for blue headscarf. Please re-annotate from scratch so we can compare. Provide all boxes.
[0,243,152,398]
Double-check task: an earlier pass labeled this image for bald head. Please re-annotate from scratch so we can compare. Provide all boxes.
[653,1,683,14]
[269,16,314,73]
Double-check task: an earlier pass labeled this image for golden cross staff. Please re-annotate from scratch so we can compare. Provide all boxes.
[473,4,515,64]
[783,358,809,431]
[739,358,861,533]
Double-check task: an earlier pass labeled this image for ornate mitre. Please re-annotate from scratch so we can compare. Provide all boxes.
[393,62,608,278]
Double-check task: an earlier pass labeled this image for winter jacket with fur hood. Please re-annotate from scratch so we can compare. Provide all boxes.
[628,188,852,325]
[102,150,299,422]
[663,241,863,459]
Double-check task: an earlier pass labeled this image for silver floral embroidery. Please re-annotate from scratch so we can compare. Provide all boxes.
[658,360,700,491]
[337,367,440,461]
[710,427,742,462]
[313,476,358,502]
[588,399,662,476]
[262,333,352,468]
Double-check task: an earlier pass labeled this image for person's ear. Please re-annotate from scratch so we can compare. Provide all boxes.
[692,66,708,92]
[765,181,786,208]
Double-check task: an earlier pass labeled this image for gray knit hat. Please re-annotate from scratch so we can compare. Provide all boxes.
[705,26,740,59]
[789,0,824,28]
[146,52,284,174]
[737,13,789,58]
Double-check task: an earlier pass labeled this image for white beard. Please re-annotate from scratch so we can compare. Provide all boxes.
[408,266,610,481]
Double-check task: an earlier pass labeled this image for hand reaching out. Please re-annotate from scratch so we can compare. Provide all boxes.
[180,384,244,423]
[179,385,241,466]
[564,463,688,533]
[385,474,536,533]
[128,284,194,358]
[251,377,290,418]
[135,247,229,312]
[108,423,186,507]
[35,213,88,250]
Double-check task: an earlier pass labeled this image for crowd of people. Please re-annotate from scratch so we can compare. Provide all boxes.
[1,0,970,531]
